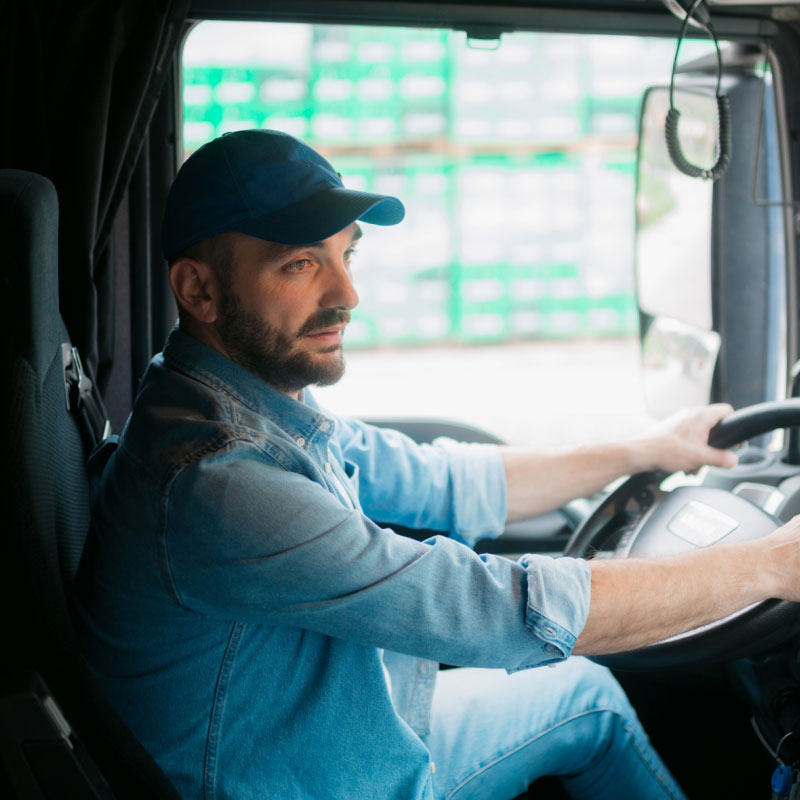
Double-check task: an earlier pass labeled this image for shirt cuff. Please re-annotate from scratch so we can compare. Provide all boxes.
[511,554,592,670]
[433,438,507,548]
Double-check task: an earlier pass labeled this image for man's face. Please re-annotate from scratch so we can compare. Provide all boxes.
[214,224,361,395]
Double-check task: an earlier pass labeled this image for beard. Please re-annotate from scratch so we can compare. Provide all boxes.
[216,289,348,394]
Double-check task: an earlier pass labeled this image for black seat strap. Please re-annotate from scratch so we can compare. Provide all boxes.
[61,344,111,451]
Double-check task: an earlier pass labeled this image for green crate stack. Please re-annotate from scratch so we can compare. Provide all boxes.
[400,157,456,346]
[586,293,638,336]
[585,96,641,137]
[454,155,508,342]
[308,27,367,143]
[396,30,450,143]
[581,35,680,138]
[182,22,665,346]
[183,69,219,151]
[458,264,513,342]
[183,63,314,153]
[454,151,590,342]
[184,25,454,348]
[307,26,450,146]
[577,150,638,337]
[509,262,584,339]
[333,153,455,347]
[256,64,313,140]
[450,32,588,146]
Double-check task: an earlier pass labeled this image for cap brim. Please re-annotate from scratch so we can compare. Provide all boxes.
[235,187,405,245]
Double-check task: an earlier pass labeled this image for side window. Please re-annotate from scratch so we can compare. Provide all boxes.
[181,22,724,448]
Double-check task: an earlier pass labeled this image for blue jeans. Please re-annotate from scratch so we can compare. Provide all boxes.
[423,657,686,800]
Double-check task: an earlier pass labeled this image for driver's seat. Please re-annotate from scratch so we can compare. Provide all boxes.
[0,168,178,797]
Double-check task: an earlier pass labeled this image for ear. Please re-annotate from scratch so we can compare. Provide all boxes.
[169,258,222,324]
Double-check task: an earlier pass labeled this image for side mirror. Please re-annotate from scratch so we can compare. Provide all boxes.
[635,85,720,417]
[641,316,720,418]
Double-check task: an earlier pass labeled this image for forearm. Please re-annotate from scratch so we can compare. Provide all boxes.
[501,404,737,523]
[501,442,644,522]
[573,540,771,655]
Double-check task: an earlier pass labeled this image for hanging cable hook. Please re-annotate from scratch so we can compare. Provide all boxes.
[665,0,732,181]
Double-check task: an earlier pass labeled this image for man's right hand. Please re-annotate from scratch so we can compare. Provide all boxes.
[573,514,800,657]
[758,514,800,603]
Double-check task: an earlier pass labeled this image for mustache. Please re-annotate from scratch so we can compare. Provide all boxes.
[296,309,351,338]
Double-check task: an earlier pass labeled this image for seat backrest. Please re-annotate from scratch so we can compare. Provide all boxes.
[0,169,178,798]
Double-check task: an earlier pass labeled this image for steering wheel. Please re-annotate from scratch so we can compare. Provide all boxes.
[563,399,800,669]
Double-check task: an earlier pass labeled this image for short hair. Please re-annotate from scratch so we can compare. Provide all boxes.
[168,232,240,322]
[169,231,238,285]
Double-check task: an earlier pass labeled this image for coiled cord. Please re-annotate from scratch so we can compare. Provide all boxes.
[665,0,732,181]
[665,94,732,180]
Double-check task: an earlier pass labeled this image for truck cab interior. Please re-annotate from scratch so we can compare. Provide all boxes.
[3,0,800,797]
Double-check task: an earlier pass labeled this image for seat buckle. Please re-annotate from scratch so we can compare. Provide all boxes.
[61,343,111,446]
[61,343,91,412]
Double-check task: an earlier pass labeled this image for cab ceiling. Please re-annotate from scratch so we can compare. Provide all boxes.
[187,0,782,38]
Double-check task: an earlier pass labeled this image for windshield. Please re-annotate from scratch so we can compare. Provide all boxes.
[182,21,717,447]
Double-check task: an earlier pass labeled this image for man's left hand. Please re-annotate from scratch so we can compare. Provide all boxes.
[632,403,739,475]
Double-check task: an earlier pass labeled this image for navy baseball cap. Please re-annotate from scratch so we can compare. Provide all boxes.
[161,129,405,259]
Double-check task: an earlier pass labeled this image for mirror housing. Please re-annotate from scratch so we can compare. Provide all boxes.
[641,315,721,418]
[635,85,720,417]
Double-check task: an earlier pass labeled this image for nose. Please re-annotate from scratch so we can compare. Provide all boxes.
[320,254,359,311]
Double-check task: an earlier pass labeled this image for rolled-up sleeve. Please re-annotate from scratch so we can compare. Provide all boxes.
[433,437,507,547]
[331,417,507,547]
[164,443,590,671]
[514,553,592,669]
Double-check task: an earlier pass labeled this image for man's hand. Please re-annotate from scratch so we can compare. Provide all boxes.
[575,513,800,656]
[759,514,800,603]
[630,403,739,474]
[502,403,739,522]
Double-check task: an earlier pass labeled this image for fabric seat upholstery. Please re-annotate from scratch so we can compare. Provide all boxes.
[0,169,178,798]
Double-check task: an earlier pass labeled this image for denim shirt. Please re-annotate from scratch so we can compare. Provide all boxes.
[74,329,592,800]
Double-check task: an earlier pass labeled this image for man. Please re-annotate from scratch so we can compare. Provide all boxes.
[75,129,800,800]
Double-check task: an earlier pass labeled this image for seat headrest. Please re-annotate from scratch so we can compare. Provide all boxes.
[0,169,63,381]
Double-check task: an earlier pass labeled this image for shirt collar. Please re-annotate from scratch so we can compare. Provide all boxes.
[161,327,335,444]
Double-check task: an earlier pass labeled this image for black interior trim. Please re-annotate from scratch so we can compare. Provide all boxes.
[380,512,573,553]
[363,417,504,445]
[187,0,776,38]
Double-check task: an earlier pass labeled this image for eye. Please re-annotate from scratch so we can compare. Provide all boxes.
[285,258,312,273]
[344,247,358,264]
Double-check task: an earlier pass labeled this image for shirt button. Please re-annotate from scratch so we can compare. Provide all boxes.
[295,436,306,447]
[542,626,556,637]
[324,462,332,473]
[319,420,331,432]
[544,644,560,656]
